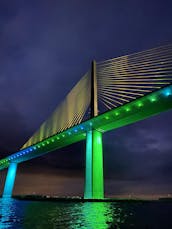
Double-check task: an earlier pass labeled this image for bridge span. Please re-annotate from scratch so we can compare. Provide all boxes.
[1,44,172,199]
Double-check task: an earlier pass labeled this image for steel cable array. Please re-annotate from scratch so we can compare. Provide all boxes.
[21,71,91,149]
[97,44,172,110]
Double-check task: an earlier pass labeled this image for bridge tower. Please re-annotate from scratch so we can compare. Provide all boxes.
[84,61,104,199]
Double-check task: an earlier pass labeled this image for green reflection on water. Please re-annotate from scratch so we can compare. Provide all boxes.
[23,201,127,229]
[80,202,113,229]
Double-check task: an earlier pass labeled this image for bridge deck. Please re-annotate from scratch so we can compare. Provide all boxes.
[0,85,172,170]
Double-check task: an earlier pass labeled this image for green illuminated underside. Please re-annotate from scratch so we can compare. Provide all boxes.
[0,85,172,170]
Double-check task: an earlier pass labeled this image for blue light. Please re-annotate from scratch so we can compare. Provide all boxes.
[3,162,17,197]
[68,132,71,135]
[33,146,36,150]
[80,126,84,130]
[29,148,33,152]
[163,88,171,97]
[74,129,78,132]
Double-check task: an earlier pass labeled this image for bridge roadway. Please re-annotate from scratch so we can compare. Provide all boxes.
[0,85,172,170]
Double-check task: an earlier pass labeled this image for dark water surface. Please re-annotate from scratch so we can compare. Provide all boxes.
[0,198,171,229]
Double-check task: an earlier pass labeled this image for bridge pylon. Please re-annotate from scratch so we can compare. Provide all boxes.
[84,61,104,199]
[84,129,104,199]
[3,162,18,198]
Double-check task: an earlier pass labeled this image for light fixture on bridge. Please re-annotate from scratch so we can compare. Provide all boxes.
[33,146,37,150]
[105,116,109,120]
[42,143,45,146]
[163,88,171,97]
[125,107,131,112]
[137,102,143,107]
[68,131,71,135]
[80,126,84,130]
[114,111,119,116]
[74,129,78,133]
[46,141,50,144]
[51,139,55,142]
[150,96,157,102]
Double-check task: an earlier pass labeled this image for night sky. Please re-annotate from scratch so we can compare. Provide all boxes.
[0,0,172,198]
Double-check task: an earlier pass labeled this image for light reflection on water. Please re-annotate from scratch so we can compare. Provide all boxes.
[0,198,126,229]
[23,201,125,228]
[0,198,172,228]
[0,198,24,228]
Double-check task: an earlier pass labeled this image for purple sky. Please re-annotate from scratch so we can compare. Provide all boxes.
[0,0,172,197]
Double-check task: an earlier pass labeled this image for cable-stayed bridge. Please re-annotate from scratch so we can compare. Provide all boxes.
[1,44,172,199]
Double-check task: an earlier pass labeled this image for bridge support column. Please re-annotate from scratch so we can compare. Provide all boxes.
[84,129,104,199]
[3,162,17,198]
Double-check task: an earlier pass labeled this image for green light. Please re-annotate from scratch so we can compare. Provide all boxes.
[84,130,104,199]
[56,136,60,140]
[150,96,157,102]
[105,116,109,120]
[125,107,131,112]
[84,131,93,199]
[47,141,50,144]
[115,112,119,116]
[92,130,104,199]
[137,102,143,107]
[42,143,45,146]
[51,139,55,142]
[62,134,65,137]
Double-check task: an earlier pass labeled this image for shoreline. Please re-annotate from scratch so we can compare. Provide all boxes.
[2,195,171,203]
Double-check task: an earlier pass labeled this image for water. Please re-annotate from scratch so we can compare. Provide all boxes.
[0,198,172,229]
